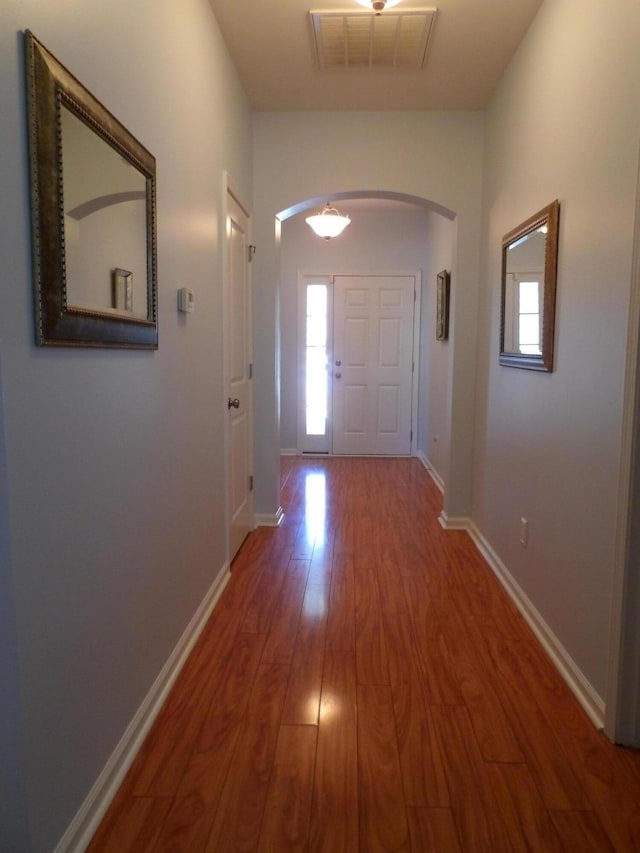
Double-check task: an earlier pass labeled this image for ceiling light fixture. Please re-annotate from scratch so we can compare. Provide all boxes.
[305,203,351,240]
[355,0,403,11]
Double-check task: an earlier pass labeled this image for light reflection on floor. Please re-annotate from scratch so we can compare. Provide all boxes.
[303,470,327,621]
[304,470,326,549]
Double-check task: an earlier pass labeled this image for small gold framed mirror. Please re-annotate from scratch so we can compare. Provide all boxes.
[500,200,560,372]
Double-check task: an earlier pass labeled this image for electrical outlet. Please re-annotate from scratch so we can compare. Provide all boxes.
[519,517,528,547]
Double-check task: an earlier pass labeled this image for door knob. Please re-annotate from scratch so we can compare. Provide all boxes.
[228,397,240,409]
[335,359,342,366]
[335,372,342,379]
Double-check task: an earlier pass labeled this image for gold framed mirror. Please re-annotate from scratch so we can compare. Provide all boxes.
[25,31,158,348]
[500,200,559,372]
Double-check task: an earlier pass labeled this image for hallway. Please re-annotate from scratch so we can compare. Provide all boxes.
[89,456,640,851]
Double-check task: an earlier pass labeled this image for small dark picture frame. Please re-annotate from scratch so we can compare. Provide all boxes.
[436,270,450,341]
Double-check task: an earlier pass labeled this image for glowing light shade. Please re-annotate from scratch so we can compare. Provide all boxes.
[355,0,403,10]
[305,204,351,240]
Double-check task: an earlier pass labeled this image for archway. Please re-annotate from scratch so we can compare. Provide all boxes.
[275,190,458,508]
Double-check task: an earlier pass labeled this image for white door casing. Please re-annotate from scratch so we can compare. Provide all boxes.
[225,189,253,559]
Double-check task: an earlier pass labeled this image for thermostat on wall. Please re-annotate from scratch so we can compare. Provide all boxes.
[177,287,194,313]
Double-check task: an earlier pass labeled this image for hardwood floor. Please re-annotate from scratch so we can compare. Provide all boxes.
[88,456,640,851]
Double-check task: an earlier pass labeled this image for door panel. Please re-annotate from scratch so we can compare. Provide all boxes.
[377,385,400,433]
[343,384,366,433]
[379,318,402,366]
[345,317,368,365]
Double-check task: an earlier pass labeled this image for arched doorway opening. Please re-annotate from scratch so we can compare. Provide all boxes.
[275,190,456,490]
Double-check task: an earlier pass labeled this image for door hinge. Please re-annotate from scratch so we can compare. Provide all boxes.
[248,244,256,262]
[248,363,253,380]
[249,474,254,492]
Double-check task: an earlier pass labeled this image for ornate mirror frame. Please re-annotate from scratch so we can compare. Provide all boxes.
[500,200,560,372]
[25,31,158,348]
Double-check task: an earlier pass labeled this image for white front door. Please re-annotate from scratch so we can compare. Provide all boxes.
[225,191,253,559]
[332,275,415,455]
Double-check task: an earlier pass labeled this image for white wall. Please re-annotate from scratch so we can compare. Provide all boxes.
[0,1,252,849]
[253,112,485,520]
[279,207,441,452]
[474,0,640,701]
[419,211,455,482]
[0,356,29,849]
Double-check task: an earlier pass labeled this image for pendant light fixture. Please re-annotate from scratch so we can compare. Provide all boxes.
[305,203,351,240]
[355,0,403,10]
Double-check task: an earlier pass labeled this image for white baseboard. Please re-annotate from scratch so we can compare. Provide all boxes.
[279,448,298,456]
[416,452,445,494]
[416,450,429,469]
[254,505,285,527]
[54,564,231,853]
[438,511,470,530]
[467,521,605,730]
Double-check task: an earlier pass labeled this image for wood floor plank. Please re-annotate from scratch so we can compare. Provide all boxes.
[430,704,511,851]
[281,583,329,725]
[240,553,290,634]
[326,557,356,652]
[382,610,449,808]
[376,553,409,613]
[405,807,462,852]
[434,598,524,763]
[309,649,359,853]
[258,725,317,852]
[549,809,617,852]
[260,561,308,666]
[152,632,266,852]
[486,762,565,852]
[506,705,591,810]
[85,796,172,853]
[482,633,541,713]
[291,516,316,560]
[402,575,464,706]
[353,515,380,568]
[447,535,526,641]
[332,513,354,556]
[308,529,335,584]
[205,663,289,852]
[354,567,389,686]
[565,731,640,850]
[357,683,409,852]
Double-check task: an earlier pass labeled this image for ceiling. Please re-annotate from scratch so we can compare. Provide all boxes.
[208,0,543,112]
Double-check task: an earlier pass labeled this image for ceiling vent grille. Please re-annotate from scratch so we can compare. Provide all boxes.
[310,9,437,71]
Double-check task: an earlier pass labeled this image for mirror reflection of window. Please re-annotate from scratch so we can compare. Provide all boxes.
[517,280,541,355]
[503,228,546,356]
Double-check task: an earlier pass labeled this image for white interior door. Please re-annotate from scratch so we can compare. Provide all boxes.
[226,191,253,559]
[332,274,415,455]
